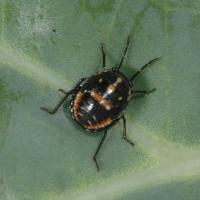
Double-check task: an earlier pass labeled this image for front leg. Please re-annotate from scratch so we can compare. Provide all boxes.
[41,89,73,114]
[41,78,87,115]
[58,89,68,95]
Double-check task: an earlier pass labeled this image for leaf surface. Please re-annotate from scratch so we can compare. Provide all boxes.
[0,0,199,199]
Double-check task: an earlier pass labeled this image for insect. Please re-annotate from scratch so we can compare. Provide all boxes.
[41,36,159,171]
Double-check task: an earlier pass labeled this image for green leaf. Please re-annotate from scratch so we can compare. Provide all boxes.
[0,0,199,199]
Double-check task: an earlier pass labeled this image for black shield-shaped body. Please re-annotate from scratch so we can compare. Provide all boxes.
[41,35,158,171]
[70,70,132,132]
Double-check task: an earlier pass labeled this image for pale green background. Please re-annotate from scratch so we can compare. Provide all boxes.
[0,0,200,200]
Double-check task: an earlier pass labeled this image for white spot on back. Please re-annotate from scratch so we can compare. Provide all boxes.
[87,102,94,111]
[92,115,97,121]
[98,78,103,83]
[118,96,123,101]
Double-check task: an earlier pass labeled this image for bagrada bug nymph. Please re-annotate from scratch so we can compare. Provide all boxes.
[41,35,160,171]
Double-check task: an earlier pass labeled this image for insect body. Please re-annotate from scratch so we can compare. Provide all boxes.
[41,36,159,171]
[71,70,131,132]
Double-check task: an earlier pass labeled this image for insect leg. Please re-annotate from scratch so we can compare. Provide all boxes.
[117,35,131,71]
[58,89,68,94]
[93,130,107,171]
[41,89,73,114]
[121,115,134,146]
[132,88,156,96]
[130,57,161,82]
[41,78,86,115]
[101,43,106,68]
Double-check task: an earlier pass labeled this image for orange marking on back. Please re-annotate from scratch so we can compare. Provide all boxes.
[91,90,112,110]
[106,84,116,94]
[73,91,84,120]
[103,77,123,97]
[84,118,112,129]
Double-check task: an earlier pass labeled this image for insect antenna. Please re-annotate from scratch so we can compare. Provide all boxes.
[117,35,131,71]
